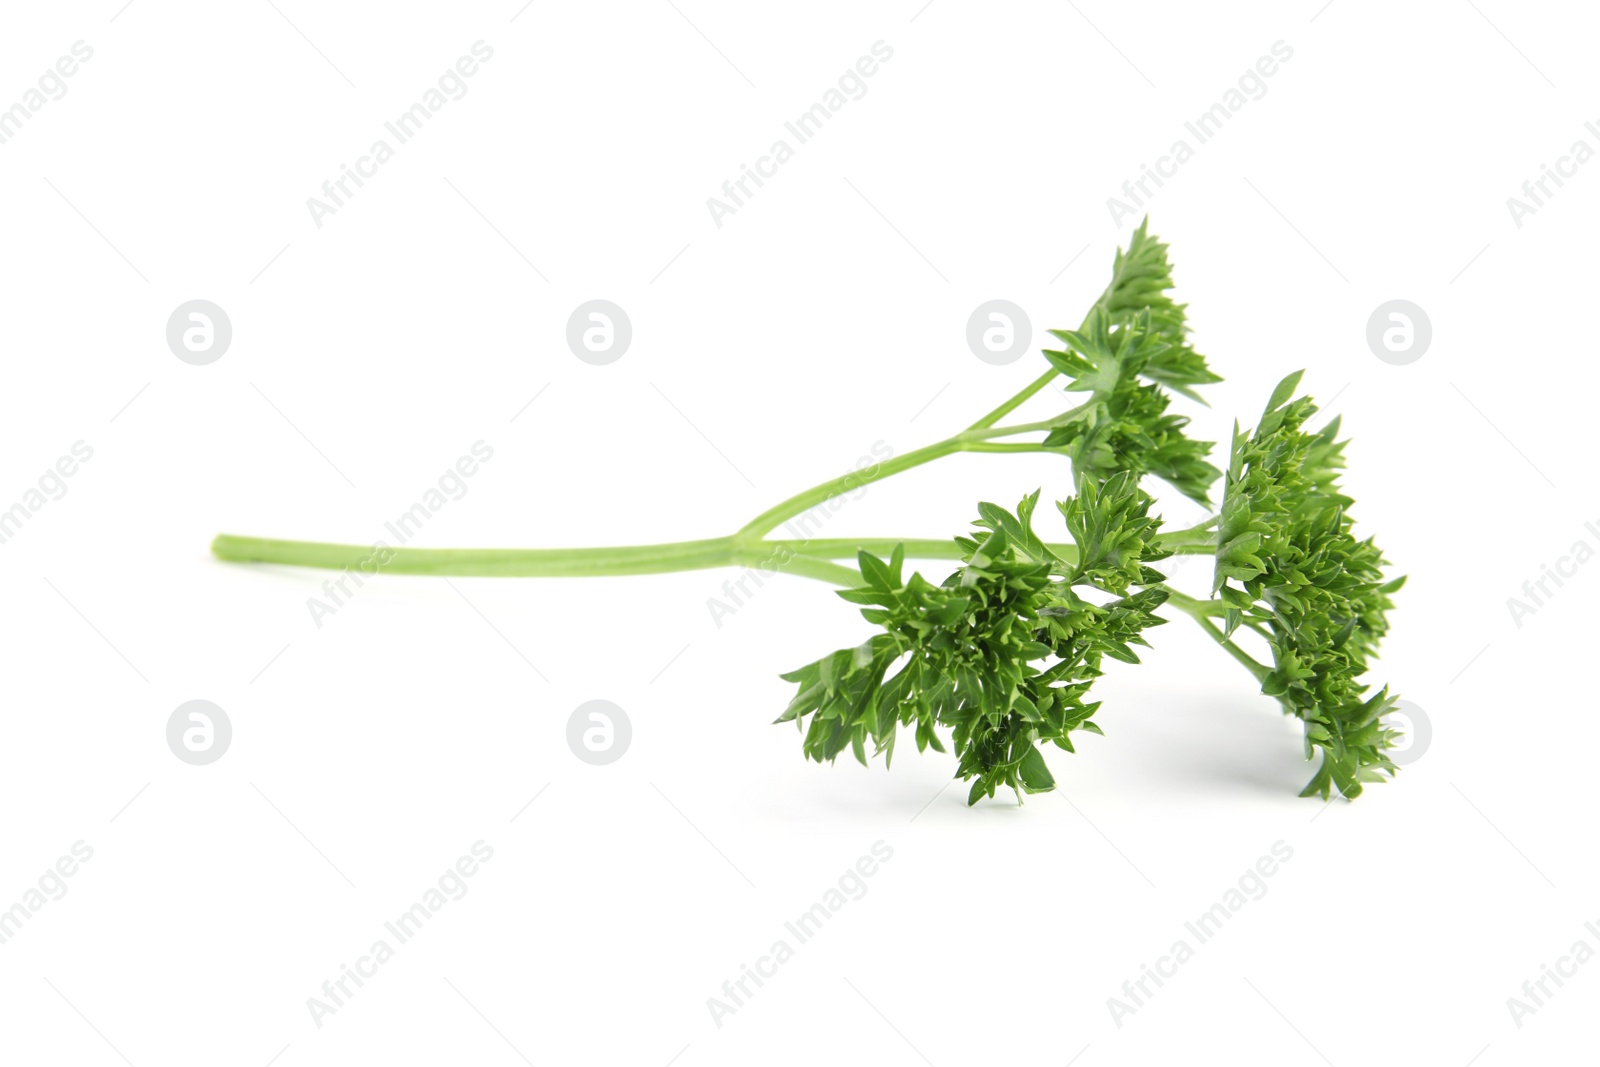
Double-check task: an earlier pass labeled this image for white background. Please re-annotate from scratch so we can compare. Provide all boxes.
[1,1,1595,1064]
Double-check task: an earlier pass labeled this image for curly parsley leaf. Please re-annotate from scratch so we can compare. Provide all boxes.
[1038,222,1224,506]
[1213,372,1405,799]
[779,485,1171,805]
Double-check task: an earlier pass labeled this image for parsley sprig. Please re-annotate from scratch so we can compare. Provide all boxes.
[213,220,1403,805]
[1212,374,1405,799]
[777,481,1172,805]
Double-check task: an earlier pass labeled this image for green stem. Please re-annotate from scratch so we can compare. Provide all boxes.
[744,553,863,587]
[968,367,1060,430]
[734,438,967,539]
[213,517,1219,583]
[963,442,1052,455]
[1156,586,1226,617]
[763,537,972,562]
[1152,515,1220,553]
[734,411,1091,541]
[765,523,1216,565]
[211,533,744,578]
[963,243,1134,433]
[212,531,875,587]
[1161,588,1271,684]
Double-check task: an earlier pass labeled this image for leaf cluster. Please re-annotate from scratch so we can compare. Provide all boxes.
[778,481,1171,805]
[774,221,1406,807]
[1213,371,1405,799]
[1040,222,1224,506]
[1098,219,1224,403]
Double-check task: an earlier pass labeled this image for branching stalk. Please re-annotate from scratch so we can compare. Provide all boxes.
[210,220,1402,805]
